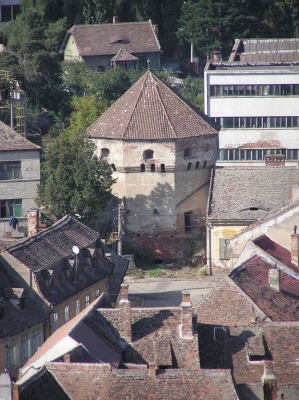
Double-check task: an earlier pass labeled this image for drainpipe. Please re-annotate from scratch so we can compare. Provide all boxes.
[208,223,212,275]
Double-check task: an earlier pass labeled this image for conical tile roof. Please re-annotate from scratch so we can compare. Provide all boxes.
[87,71,219,140]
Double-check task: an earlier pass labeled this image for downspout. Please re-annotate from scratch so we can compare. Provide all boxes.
[208,223,212,275]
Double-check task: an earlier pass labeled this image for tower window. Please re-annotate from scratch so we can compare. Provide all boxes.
[101,148,110,158]
[184,212,193,233]
[143,149,154,160]
[184,148,192,157]
[151,164,155,172]
[203,161,207,168]
[141,164,145,172]
[195,161,200,170]
[187,162,192,171]
[161,164,166,173]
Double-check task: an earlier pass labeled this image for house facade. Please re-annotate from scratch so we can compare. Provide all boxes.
[204,39,299,166]
[87,71,220,259]
[0,121,40,238]
[60,20,161,72]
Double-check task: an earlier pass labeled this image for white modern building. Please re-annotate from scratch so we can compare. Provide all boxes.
[204,39,299,165]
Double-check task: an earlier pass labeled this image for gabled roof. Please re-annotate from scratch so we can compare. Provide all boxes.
[18,363,238,400]
[208,166,299,221]
[0,120,40,151]
[253,235,299,273]
[6,215,99,272]
[87,71,220,140]
[111,48,138,62]
[21,294,123,374]
[61,21,161,57]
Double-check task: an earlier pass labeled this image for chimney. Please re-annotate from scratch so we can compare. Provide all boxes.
[64,353,71,363]
[180,291,193,340]
[12,384,19,400]
[28,209,39,237]
[268,268,280,292]
[113,16,118,24]
[291,233,299,265]
[262,361,278,398]
[119,283,131,343]
[148,362,156,378]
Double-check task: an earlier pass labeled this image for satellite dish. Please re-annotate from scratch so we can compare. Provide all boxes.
[72,245,79,254]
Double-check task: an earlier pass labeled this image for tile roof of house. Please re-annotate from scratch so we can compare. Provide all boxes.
[230,255,299,321]
[111,48,138,61]
[87,71,220,140]
[0,262,48,339]
[106,247,130,303]
[18,363,238,400]
[6,215,100,272]
[253,235,299,273]
[21,294,123,374]
[61,21,161,57]
[208,166,299,221]
[0,120,40,151]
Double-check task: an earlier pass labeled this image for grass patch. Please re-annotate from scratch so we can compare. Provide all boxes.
[148,267,163,277]
[126,268,144,279]
[199,267,208,277]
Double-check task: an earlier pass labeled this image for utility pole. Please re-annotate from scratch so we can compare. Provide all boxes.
[118,203,122,256]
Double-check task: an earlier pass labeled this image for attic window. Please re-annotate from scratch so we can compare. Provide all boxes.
[49,277,54,291]
[143,150,154,160]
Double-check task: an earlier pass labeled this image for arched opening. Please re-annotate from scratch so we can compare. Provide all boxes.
[187,162,192,171]
[143,149,154,160]
[141,164,145,172]
[161,164,166,173]
[195,161,200,170]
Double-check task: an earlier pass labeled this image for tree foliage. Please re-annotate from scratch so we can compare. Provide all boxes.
[37,132,116,219]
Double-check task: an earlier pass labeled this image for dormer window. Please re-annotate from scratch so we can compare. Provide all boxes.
[143,150,154,160]
[101,148,110,158]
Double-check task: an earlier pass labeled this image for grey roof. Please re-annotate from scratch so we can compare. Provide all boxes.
[6,215,99,272]
[0,120,40,151]
[61,21,161,57]
[208,166,299,221]
[106,245,129,303]
[87,71,220,140]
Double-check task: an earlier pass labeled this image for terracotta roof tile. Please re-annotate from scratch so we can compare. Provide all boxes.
[87,71,220,140]
[62,21,161,57]
[0,120,40,151]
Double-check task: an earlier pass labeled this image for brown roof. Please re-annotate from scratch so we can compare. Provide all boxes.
[111,48,138,61]
[19,363,238,400]
[87,71,219,140]
[61,21,161,57]
[0,120,40,151]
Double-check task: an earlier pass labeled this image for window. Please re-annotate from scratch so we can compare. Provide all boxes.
[21,338,31,361]
[0,162,21,180]
[95,289,100,298]
[0,199,22,218]
[6,346,16,368]
[140,164,145,172]
[219,238,230,260]
[32,333,42,354]
[160,164,166,173]
[75,300,80,315]
[143,149,154,160]
[101,148,110,158]
[53,312,58,331]
[187,162,192,171]
[184,148,192,157]
[151,163,155,172]
[210,84,299,97]
[98,66,105,72]
[65,305,69,323]
[139,56,147,68]
[203,161,207,168]
[195,161,200,170]
[184,212,193,233]
[85,295,90,307]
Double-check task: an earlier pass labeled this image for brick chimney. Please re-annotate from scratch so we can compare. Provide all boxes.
[28,209,39,237]
[64,353,71,363]
[113,16,118,24]
[262,361,278,399]
[119,283,131,343]
[180,291,193,340]
[12,384,19,400]
[268,268,280,292]
[148,362,156,378]
[291,234,299,265]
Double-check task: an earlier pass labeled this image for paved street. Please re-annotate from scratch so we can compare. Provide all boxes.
[126,274,226,307]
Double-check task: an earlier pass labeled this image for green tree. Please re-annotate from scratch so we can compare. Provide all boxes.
[37,132,116,219]
[92,67,132,102]
[62,59,95,97]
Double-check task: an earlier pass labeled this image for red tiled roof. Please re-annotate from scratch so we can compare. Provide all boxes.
[111,48,138,61]
[87,71,219,140]
[253,235,299,273]
[62,21,161,57]
[230,255,299,321]
[0,120,40,151]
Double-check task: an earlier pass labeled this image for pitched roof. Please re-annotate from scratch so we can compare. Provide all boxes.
[61,21,161,57]
[0,120,40,151]
[253,235,299,273]
[230,255,299,321]
[87,71,220,140]
[21,295,123,374]
[0,262,48,339]
[111,48,138,61]
[18,363,238,400]
[106,247,130,303]
[6,215,99,272]
[208,166,299,221]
